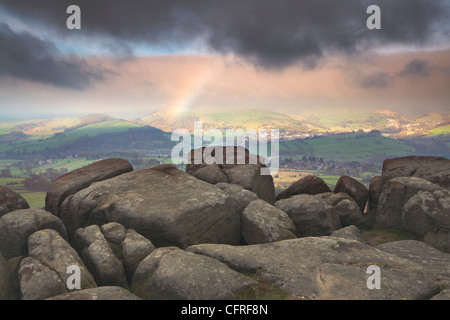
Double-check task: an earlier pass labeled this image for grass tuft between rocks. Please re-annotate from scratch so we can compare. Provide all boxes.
[236,270,295,300]
[362,228,419,246]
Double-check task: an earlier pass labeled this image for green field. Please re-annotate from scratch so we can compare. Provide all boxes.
[429,125,450,136]
[280,133,416,162]
[33,158,96,174]
[20,191,46,209]
[0,119,143,153]
[0,157,102,209]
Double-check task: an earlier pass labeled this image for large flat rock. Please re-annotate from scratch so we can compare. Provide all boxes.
[131,247,257,300]
[187,237,441,300]
[377,240,450,287]
[61,165,240,248]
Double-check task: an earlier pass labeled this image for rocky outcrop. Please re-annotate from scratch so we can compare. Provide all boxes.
[186,147,275,204]
[314,192,364,228]
[18,229,96,300]
[0,209,67,260]
[191,163,229,184]
[275,175,332,201]
[2,156,450,300]
[275,194,341,237]
[222,164,275,204]
[215,182,259,214]
[381,156,450,189]
[0,187,29,219]
[376,177,443,229]
[330,225,368,244]
[60,165,240,248]
[45,158,133,216]
[402,190,450,253]
[369,157,450,253]
[368,156,450,213]
[241,199,296,244]
[122,229,156,281]
[187,237,441,300]
[131,247,257,300]
[334,175,369,213]
[74,225,128,287]
[74,222,155,285]
[186,146,263,173]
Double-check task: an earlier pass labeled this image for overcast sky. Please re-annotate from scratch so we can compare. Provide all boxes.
[0,0,449,119]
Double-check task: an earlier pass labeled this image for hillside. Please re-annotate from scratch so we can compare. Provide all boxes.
[0,117,145,156]
[279,132,417,162]
[0,110,448,162]
[142,108,450,140]
[142,108,327,137]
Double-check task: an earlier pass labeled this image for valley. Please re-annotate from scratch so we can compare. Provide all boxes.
[0,108,448,208]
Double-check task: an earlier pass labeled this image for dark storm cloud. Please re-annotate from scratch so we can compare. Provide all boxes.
[0,0,448,70]
[0,22,108,89]
[398,59,433,77]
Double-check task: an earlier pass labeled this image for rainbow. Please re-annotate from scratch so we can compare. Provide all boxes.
[164,58,222,119]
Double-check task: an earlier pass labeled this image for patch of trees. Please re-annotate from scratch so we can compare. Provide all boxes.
[1,169,11,178]
[23,175,51,191]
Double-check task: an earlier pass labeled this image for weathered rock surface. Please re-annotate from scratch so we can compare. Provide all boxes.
[60,165,240,248]
[187,237,441,300]
[46,286,142,300]
[241,199,296,244]
[222,164,275,204]
[330,225,368,244]
[215,183,259,214]
[18,229,96,300]
[45,158,133,216]
[377,240,450,289]
[132,247,257,300]
[334,175,369,213]
[101,222,127,257]
[368,176,382,211]
[74,222,155,285]
[275,194,341,237]
[0,252,12,300]
[381,156,450,189]
[191,163,229,184]
[376,177,443,229]
[74,225,127,287]
[2,156,449,300]
[315,192,364,228]
[275,175,332,201]
[0,209,67,260]
[0,186,29,218]
[401,190,450,253]
[377,240,450,288]
[431,289,450,300]
[186,147,275,204]
[186,146,263,173]
[122,229,156,281]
